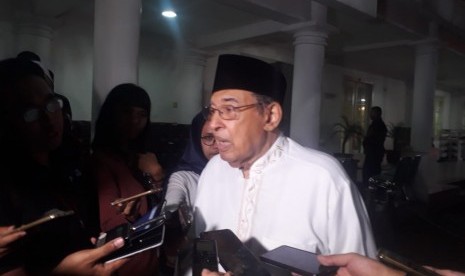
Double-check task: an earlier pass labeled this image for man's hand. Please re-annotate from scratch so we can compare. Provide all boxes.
[52,237,128,276]
[318,253,405,276]
[201,269,233,276]
[0,226,26,258]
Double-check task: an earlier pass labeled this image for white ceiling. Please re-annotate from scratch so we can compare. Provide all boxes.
[7,0,465,93]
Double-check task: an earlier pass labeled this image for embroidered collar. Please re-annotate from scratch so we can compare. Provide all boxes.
[249,134,286,176]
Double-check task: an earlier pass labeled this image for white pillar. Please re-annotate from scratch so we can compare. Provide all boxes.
[411,40,438,153]
[289,29,328,148]
[288,1,329,149]
[174,49,207,124]
[92,0,141,122]
[15,22,54,64]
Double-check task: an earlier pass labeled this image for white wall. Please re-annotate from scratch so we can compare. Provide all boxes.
[139,34,181,123]
[52,17,193,123]
[52,15,94,121]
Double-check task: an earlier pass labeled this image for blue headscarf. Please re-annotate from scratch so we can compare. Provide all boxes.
[173,112,208,175]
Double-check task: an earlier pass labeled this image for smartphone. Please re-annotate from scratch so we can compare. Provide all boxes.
[377,249,441,276]
[193,239,219,276]
[200,229,270,276]
[14,209,75,232]
[110,188,163,206]
[97,202,166,263]
[260,246,337,276]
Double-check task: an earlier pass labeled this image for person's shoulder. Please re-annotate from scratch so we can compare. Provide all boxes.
[169,170,199,182]
[286,138,342,167]
[199,154,236,180]
[284,138,349,184]
[203,154,227,169]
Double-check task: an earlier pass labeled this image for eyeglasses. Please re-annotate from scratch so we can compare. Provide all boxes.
[201,135,216,146]
[202,103,260,120]
[23,97,63,123]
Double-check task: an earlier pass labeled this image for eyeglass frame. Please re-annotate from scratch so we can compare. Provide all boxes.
[202,102,261,121]
[200,134,216,146]
[22,96,64,123]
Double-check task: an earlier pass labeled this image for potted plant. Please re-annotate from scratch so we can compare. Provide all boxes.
[332,115,364,157]
[332,116,364,183]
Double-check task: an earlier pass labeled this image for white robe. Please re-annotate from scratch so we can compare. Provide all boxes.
[194,135,377,258]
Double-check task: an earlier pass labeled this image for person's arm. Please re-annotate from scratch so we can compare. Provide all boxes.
[318,253,405,276]
[325,179,377,257]
[52,237,128,276]
[164,171,199,212]
[93,160,130,231]
[0,226,26,258]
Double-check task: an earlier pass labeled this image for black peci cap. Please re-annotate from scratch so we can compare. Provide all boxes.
[212,54,286,105]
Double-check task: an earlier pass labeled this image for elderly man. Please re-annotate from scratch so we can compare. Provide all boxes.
[194,54,376,261]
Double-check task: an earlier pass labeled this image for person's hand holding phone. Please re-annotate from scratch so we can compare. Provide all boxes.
[52,237,128,276]
[201,269,233,276]
[0,226,26,258]
[318,253,405,276]
[114,199,141,222]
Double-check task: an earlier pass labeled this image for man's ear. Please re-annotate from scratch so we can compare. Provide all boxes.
[263,102,282,132]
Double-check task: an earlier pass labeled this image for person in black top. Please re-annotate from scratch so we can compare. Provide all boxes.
[362,106,388,187]
[0,57,125,275]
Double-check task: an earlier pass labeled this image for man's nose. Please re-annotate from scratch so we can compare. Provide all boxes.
[208,110,223,131]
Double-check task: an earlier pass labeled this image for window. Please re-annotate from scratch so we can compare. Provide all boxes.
[343,78,373,152]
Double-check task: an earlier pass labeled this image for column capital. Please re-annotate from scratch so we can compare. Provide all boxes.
[412,39,439,56]
[284,21,336,46]
[14,13,58,39]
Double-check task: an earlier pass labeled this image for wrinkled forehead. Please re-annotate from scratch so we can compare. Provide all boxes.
[210,89,256,105]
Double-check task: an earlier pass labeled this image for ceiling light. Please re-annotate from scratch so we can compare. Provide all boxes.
[162,10,177,18]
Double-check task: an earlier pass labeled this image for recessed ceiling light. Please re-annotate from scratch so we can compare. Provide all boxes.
[162,10,177,18]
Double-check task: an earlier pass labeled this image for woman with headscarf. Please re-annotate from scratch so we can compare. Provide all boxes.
[164,112,219,213]
[160,112,218,273]
[91,83,163,276]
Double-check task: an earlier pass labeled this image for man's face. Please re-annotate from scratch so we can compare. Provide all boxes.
[208,89,271,169]
[10,76,64,152]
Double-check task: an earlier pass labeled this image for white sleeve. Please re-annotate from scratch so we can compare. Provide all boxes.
[164,171,199,212]
[326,181,377,258]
